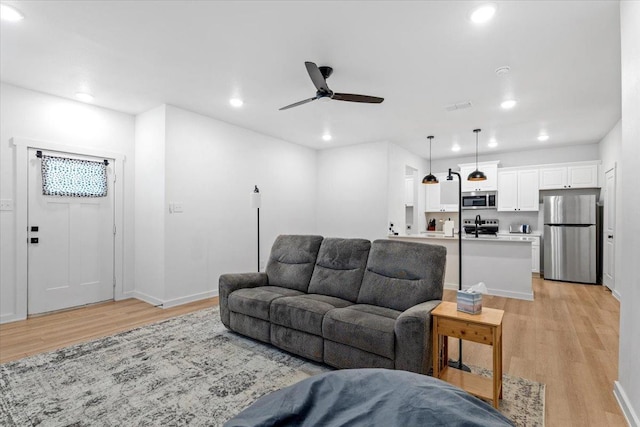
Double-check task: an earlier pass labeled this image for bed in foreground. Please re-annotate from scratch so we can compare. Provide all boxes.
[224,368,514,427]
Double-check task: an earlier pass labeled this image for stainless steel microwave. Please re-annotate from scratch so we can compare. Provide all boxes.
[462,193,496,210]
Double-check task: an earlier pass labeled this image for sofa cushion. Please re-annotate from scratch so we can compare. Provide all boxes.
[324,340,394,370]
[265,235,324,292]
[271,294,353,336]
[228,286,304,321]
[307,238,371,302]
[322,304,401,360]
[357,240,446,312]
[271,325,324,362]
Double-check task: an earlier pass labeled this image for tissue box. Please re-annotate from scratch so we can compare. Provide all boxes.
[457,291,482,314]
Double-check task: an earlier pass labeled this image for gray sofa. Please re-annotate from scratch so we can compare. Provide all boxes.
[219,235,446,375]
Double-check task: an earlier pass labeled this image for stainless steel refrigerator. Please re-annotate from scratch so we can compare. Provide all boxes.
[543,195,597,284]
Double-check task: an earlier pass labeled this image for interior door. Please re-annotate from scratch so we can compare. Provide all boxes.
[603,167,616,291]
[28,148,115,314]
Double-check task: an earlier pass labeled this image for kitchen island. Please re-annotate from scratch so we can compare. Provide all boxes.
[389,232,534,301]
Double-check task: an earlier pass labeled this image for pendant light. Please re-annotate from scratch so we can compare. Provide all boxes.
[467,128,487,181]
[422,136,439,184]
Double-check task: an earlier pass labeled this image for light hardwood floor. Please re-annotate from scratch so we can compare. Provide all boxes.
[0,279,625,426]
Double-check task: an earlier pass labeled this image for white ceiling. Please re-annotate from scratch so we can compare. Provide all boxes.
[0,1,621,159]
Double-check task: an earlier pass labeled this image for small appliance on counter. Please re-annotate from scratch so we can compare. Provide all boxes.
[427,218,436,231]
[443,219,455,237]
[509,224,532,234]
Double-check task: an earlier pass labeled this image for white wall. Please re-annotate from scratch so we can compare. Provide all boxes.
[431,142,601,173]
[137,105,317,306]
[0,83,135,322]
[615,1,640,424]
[133,105,167,303]
[316,141,389,240]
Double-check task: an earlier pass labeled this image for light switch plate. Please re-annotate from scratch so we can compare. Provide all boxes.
[0,199,13,211]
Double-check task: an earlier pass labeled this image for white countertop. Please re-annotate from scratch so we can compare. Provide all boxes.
[389,232,540,243]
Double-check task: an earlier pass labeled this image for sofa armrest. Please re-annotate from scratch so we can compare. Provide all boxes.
[219,273,268,328]
[394,300,442,375]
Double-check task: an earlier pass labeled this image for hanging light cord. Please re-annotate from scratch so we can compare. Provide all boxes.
[475,130,479,171]
[429,136,433,173]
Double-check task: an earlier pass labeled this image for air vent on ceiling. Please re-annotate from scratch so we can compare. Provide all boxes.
[445,101,473,112]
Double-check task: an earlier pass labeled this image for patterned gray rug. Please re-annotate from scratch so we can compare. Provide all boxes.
[0,307,544,426]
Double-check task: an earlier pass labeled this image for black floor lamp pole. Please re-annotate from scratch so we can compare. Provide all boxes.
[252,185,261,273]
[447,169,471,372]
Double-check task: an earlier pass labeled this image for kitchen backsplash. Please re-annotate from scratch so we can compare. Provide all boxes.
[424,209,541,233]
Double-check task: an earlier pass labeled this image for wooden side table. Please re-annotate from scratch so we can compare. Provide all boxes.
[431,301,504,408]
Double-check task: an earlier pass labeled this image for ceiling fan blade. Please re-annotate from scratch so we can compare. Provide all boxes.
[332,93,384,103]
[305,61,330,93]
[279,97,317,111]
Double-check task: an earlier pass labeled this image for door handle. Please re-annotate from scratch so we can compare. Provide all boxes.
[608,235,613,239]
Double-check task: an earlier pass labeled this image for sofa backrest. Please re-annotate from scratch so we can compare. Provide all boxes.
[307,238,372,302]
[266,235,324,292]
[357,240,446,312]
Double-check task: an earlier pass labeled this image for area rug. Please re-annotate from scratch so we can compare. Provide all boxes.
[0,307,544,426]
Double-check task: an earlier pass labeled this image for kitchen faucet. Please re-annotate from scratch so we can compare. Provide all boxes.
[475,214,482,238]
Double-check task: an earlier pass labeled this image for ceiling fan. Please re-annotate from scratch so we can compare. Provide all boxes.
[279,61,384,111]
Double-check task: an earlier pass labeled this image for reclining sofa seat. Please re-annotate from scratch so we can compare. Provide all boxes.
[219,235,446,375]
[222,235,323,343]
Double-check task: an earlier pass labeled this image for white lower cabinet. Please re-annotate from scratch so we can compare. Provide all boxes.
[531,241,540,273]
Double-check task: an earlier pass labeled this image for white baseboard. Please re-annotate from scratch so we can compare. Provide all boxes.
[443,282,534,301]
[613,289,622,301]
[487,288,534,301]
[161,290,218,309]
[444,282,458,291]
[614,381,639,427]
[129,291,164,307]
[0,312,26,325]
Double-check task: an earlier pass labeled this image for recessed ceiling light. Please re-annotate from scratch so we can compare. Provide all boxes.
[451,145,461,152]
[488,139,498,148]
[75,92,94,103]
[322,134,332,142]
[500,99,517,109]
[470,3,497,24]
[537,134,549,142]
[229,98,243,108]
[0,3,24,22]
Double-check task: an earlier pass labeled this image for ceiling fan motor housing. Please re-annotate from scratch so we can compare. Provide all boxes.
[318,66,333,79]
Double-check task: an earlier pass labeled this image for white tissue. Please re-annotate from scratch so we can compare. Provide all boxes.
[464,282,488,294]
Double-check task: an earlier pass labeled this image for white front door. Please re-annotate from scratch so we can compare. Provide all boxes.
[28,148,115,314]
[603,167,616,291]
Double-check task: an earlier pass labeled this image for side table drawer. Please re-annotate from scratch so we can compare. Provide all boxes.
[437,317,495,345]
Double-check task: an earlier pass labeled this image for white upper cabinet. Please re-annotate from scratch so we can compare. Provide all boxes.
[497,168,539,212]
[567,164,599,188]
[459,161,499,192]
[497,170,518,210]
[425,173,458,212]
[517,169,540,210]
[539,162,599,189]
[538,167,567,189]
[404,177,414,206]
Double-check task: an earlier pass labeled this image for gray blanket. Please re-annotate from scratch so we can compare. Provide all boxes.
[225,368,514,426]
